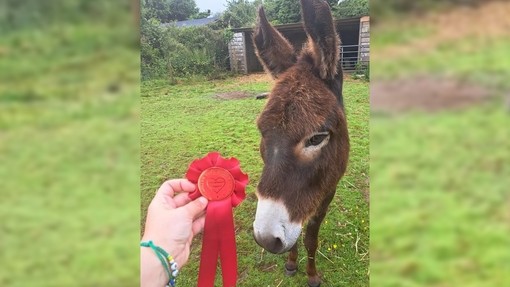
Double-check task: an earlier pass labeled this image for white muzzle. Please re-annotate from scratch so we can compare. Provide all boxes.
[253,197,302,254]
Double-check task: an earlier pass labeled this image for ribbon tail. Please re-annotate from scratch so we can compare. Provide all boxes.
[219,207,237,287]
[197,204,221,287]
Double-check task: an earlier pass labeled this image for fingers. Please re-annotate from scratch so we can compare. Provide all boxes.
[193,209,206,221]
[156,179,196,198]
[192,215,206,236]
[173,193,192,207]
[182,197,208,219]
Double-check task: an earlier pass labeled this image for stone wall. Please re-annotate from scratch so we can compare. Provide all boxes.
[359,16,370,65]
[228,32,246,73]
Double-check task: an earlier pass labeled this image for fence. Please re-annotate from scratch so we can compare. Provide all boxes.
[340,43,370,72]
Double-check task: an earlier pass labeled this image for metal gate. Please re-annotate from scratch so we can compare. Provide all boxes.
[340,43,369,72]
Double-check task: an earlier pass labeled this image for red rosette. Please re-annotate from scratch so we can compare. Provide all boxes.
[185,152,249,287]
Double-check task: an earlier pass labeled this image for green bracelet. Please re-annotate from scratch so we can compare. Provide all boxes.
[141,240,179,287]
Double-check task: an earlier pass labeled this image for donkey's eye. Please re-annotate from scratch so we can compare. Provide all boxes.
[305,133,329,147]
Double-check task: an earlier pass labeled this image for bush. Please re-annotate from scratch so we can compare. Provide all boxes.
[354,62,369,82]
[364,64,370,81]
[164,25,230,77]
[141,17,166,80]
[170,48,214,77]
[141,18,231,81]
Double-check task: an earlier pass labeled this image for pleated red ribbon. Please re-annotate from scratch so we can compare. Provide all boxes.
[186,152,249,287]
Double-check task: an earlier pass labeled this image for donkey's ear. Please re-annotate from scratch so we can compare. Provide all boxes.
[253,7,297,79]
[300,0,340,80]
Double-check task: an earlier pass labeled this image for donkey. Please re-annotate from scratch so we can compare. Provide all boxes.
[252,0,349,286]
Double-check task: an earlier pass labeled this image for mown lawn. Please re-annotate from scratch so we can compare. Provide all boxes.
[370,3,510,286]
[141,75,369,286]
[0,24,140,285]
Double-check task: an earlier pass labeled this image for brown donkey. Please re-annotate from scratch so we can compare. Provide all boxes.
[252,0,349,286]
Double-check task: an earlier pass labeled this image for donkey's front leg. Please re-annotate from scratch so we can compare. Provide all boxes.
[285,243,298,276]
[304,192,335,287]
[304,214,326,286]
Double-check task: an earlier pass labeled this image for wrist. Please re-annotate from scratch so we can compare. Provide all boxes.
[141,235,186,268]
[140,247,168,287]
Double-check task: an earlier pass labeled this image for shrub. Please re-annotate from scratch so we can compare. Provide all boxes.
[141,18,167,80]
[141,19,231,81]
[164,25,229,77]
[354,62,370,82]
[364,63,370,81]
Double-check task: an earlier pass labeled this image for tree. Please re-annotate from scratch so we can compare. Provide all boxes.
[210,0,261,29]
[263,0,368,24]
[168,0,199,21]
[142,0,199,22]
[143,0,170,22]
[191,9,211,19]
[333,0,369,18]
[264,0,301,24]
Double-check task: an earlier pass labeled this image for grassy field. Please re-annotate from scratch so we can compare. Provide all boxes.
[370,2,510,286]
[371,2,510,90]
[141,75,369,286]
[371,107,509,286]
[0,24,140,285]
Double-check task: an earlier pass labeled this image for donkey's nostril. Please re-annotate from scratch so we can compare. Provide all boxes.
[264,236,285,254]
[254,231,287,254]
[273,237,283,252]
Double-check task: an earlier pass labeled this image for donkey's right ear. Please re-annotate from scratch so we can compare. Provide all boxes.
[252,7,297,79]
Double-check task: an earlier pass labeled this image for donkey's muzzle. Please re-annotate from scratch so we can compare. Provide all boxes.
[253,197,302,254]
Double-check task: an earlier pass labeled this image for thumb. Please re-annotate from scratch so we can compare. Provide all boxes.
[182,197,208,218]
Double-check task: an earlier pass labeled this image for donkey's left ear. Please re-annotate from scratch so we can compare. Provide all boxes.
[301,0,340,80]
[253,7,297,79]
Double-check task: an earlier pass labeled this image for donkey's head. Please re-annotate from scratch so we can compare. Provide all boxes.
[252,0,349,254]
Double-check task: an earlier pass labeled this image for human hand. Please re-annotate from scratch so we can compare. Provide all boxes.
[141,179,208,286]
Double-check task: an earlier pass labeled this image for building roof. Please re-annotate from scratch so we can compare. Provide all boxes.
[231,16,363,33]
[161,16,219,28]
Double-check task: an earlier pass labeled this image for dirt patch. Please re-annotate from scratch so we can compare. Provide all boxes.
[213,73,360,100]
[371,75,493,113]
[214,91,255,100]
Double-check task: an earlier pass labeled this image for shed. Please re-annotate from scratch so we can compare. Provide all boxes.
[228,16,370,74]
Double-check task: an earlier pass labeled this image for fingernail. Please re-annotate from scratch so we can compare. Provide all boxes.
[198,197,208,205]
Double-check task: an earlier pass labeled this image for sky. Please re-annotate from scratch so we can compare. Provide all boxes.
[195,0,228,15]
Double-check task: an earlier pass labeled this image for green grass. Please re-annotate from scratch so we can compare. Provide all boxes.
[370,7,510,286]
[141,76,369,286]
[371,20,510,91]
[371,106,510,286]
[0,24,140,286]
[371,22,435,50]
[372,37,510,89]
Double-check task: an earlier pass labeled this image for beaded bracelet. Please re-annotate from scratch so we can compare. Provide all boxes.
[141,240,179,287]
